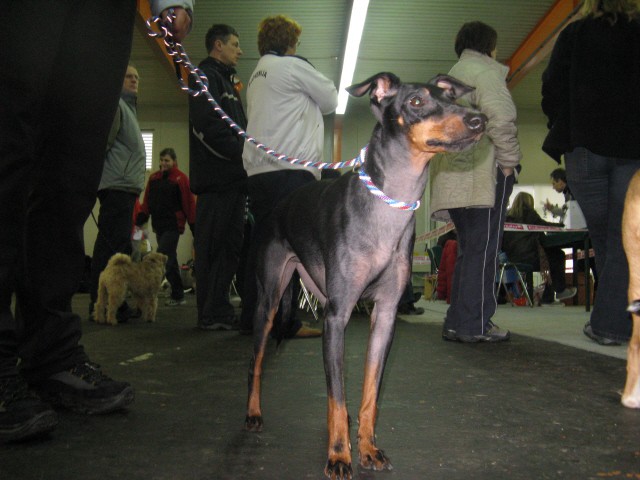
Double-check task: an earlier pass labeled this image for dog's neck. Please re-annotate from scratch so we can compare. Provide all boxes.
[364,131,430,208]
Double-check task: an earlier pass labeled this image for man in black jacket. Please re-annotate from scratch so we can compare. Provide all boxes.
[189,24,247,330]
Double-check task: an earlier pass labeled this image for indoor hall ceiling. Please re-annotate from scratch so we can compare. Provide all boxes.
[131,0,567,116]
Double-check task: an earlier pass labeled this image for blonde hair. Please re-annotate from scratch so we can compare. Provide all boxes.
[581,0,639,23]
[257,15,302,56]
[507,192,534,220]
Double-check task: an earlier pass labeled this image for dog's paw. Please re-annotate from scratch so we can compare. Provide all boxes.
[244,414,263,432]
[324,459,353,480]
[359,446,392,472]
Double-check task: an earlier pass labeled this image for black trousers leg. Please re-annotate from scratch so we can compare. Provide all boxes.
[89,190,137,305]
[156,230,184,300]
[0,1,135,380]
[194,190,245,325]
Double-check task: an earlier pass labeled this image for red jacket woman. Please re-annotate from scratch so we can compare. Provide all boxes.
[136,148,195,305]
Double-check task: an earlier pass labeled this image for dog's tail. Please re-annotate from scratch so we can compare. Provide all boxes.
[107,253,132,267]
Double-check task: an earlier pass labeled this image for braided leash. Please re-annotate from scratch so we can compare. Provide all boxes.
[146,13,420,211]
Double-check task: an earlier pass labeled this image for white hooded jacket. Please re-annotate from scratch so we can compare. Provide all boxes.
[242,54,338,180]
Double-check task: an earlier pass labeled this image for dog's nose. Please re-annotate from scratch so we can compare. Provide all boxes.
[464,113,487,132]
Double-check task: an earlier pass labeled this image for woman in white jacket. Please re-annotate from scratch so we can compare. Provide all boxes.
[430,21,521,343]
[239,15,338,337]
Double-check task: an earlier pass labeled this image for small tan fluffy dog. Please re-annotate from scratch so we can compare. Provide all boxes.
[94,252,167,325]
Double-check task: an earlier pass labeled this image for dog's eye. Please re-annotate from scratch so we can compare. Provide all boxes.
[409,96,423,107]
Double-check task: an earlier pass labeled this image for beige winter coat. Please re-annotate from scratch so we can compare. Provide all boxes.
[429,49,521,221]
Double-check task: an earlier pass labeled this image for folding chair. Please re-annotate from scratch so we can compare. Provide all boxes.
[496,252,534,307]
[298,279,320,323]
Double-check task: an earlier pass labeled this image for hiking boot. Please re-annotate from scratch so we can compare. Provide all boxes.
[456,322,511,343]
[33,362,134,415]
[0,376,58,443]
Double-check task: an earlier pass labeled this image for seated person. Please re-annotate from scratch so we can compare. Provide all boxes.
[502,192,577,304]
[543,167,574,222]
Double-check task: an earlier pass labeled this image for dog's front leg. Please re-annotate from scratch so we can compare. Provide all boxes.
[323,312,352,480]
[357,303,394,472]
[622,171,640,408]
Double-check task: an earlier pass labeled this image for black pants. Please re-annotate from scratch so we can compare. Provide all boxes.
[540,246,568,302]
[156,230,184,300]
[239,170,316,336]
[0,1,135,381]
[194,189,245,326]
[89,189,138,306]
[445,169,515,336]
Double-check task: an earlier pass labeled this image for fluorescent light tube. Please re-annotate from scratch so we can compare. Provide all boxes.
[336,0,370,115]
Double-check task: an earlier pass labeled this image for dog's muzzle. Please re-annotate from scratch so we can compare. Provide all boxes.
[464,112,487,133]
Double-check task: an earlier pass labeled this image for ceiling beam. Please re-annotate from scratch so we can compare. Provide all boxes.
[505,0,582,89]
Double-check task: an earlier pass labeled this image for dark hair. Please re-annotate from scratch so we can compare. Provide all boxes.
[550,168,567,183]
[581,0,639,24]
[205,24,239,53]
[257,15,302,56]
[454,21,498,58]
[159,147,177,161]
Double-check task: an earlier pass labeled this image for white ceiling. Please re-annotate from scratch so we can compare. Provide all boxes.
[131,0,562,117]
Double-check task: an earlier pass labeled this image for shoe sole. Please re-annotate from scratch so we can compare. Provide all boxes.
[456,332,511,343]
[42,386,135,415]
[583,327,622,346]
[200,324,236,331]
[0,409,58,443]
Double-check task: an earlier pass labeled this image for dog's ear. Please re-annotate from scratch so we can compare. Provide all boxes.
[347,73,401,122]
[429,74,474,100]
[347,72,401,102]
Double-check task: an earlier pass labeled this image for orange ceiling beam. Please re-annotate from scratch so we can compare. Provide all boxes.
[505,0,582,89]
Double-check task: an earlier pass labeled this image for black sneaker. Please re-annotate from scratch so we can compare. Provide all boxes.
[456,322,511,343]
[583,322,623,346]
[397,303,425,315]
[34,362,134,415]
[0,376,58,443]
[441,325,458,342]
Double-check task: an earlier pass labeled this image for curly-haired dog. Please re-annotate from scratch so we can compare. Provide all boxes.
[94,252,167,325]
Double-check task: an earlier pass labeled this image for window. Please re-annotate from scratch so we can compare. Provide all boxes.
[141,131,154,171]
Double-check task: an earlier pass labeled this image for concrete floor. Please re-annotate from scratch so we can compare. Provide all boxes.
[1,293,638,480]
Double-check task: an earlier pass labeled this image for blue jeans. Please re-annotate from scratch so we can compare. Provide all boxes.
[565,147,638,341]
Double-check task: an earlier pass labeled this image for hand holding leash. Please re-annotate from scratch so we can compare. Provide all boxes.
[159,7,191,42]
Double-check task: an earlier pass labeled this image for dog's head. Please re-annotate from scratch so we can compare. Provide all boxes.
[347,72,486,153]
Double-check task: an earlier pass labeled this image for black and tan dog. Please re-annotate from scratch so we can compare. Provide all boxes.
[244,72,486,479]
